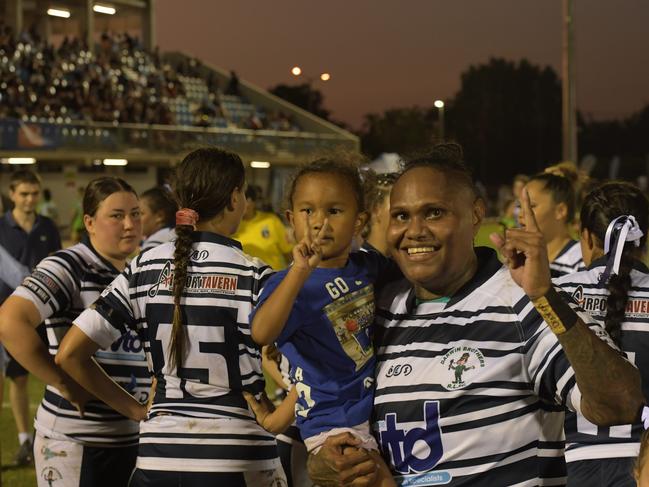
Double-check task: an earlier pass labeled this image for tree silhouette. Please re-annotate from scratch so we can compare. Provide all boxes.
[449,58,562,184]
[360,107,436,159]
[269,83,331,121]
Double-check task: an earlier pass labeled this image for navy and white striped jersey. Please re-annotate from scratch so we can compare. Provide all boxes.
[550,240,585,278]
[372,247,607,486]
[141,226,175,251]
[554,257,649,462]
[73,231,282,472]
[12,240,150,446]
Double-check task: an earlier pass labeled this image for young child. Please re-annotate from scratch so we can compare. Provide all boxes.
[250,157,397,486]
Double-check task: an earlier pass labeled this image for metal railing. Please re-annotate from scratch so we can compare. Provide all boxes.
[0,118,357,159]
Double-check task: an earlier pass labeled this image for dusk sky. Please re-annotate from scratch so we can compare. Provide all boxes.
[156,1,648,128]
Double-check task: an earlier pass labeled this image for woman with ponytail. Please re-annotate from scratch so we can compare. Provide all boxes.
[554,181,649,486]
[521,172,586,277]
[56,147,286,486]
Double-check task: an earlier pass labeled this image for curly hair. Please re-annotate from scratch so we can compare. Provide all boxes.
[286,151,369,212]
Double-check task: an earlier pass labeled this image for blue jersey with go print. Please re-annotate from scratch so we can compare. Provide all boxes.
[253,250,396,441]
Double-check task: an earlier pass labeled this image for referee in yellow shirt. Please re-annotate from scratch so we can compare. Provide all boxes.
[233,185,293,270]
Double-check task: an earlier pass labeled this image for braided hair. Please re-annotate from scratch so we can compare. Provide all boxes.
[169,147,245,369]
[399,142,478,197]
[580,182,649,346]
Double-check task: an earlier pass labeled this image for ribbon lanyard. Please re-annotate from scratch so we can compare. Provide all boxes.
[599,215,643,284]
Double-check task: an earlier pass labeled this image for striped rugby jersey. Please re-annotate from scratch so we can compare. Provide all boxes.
[554,257,648,462]
[372,247,606,486]
[550,240,586,278]
[12,240,150,446]
[73,232,282,472]
[141,226,176,251]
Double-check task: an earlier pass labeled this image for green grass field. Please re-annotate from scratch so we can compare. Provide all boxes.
[0,221,504,487]
[1,376,42,487]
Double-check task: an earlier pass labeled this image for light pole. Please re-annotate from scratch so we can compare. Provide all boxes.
[434,100,445,140]
[291,66,330,113]
[561,0,577,163]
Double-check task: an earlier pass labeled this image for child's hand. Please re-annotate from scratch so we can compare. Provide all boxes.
[243,391,275,429]
[292,214,328,271]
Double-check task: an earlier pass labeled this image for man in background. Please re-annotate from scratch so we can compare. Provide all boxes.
[0,169,61,466]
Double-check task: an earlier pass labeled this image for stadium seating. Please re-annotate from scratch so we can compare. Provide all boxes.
[0,31,301,132]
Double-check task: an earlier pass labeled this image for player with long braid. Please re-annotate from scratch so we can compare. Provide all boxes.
[554,182,649,486]
[56,147,286,486]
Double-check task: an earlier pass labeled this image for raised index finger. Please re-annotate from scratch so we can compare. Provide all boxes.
[303,211,313,245]
[520,189,540,233]
[315,218,329,242]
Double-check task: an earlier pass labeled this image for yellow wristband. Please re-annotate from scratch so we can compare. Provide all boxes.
[532,288,578,335]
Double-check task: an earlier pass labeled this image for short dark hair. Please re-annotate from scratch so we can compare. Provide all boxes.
[245,185,263,202]
[399,142,477,196]
[141,186,178,228]
[9,169,41,191]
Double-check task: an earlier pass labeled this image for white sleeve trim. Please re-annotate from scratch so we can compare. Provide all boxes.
[73,308,122,350]
[567,385,582,415]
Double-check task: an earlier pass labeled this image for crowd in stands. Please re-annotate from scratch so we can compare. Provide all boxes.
[0,23,301,132]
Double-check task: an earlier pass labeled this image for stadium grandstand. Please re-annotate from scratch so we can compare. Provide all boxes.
[0,0,358,222]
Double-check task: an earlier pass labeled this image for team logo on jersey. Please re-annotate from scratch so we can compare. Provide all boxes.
[572,285,649,317]
[190,249,209,261]
[377,400,445,475]
[23,270,60,304]
[41,466,63,486]
[385,363,413,377]
[571,285,584,306]
[148,261,173,297]
[439,346,485,390]
[148,261,238,297]
[324,284,375,370]
[41,446,67,460]
[110,331,144,354]
[261,225,270,239]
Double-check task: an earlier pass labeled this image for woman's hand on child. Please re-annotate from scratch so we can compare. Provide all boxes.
[306,433,379,486]
[292,215,328,271]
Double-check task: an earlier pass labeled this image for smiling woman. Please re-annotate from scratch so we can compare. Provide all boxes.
[308,142,644,486]
[387,145,485,300]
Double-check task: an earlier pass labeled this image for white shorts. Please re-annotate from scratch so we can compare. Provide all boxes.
[303,421,379,454]
[34,433,137,487]
[34,434,84,487]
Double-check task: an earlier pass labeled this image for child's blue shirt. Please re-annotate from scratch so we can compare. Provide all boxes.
[253,250,395,440]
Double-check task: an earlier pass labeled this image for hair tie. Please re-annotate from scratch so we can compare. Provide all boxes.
[176,208,199,228]
[599,215,643,284]
[642,405,649,430]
